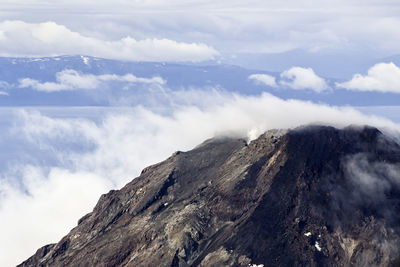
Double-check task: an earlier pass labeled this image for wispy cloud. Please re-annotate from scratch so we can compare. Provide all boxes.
[0,21,219,62]
[336,62,400,93]
[18,69,166,92]
[0,81,10,95]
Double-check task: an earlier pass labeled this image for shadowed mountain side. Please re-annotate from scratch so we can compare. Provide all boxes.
[20,125,400,267]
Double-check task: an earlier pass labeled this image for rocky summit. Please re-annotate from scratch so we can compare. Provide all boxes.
[20,125,400,267]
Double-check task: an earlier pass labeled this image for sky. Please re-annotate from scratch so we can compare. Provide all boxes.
[1,0,400,69]
[1,1,400,266]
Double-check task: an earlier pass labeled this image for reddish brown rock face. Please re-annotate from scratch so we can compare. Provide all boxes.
[19,125,400,267]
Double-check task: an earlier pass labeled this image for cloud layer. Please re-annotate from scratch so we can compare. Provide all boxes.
[0,21,218,62]
[1,90,399,266]
[337,62,400,93]
[18,69,166,92]
[2,1,400,58]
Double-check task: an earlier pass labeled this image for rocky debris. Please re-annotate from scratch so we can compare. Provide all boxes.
[19,125,400,267]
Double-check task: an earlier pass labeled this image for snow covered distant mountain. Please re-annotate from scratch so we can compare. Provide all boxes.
[0,55,399,106]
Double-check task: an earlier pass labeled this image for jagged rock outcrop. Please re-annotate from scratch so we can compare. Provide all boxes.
[20,125,400,267]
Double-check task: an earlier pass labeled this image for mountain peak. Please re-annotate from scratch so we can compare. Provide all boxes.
[19,125,400,267]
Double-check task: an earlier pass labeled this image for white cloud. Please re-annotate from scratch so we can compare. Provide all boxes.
[249,68,330,92]
[18,69,166,92]
[0,80,10,88]
[249,74,277,87]
[336,62,400,93]
[1,91,400,266]
[0,91,9,95]
[0,20,219,62]
[280,67,329,92]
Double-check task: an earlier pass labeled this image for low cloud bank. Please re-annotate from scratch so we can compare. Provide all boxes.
[18,69,165,92]
[0,91,399,266]
[0,20,219,62]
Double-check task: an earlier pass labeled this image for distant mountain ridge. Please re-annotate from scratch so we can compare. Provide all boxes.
[20,125,400,266]
[0,55,273,106]
[1,55,400,106]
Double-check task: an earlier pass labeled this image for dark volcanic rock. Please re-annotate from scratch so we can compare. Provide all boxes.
[19,125,400,267]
